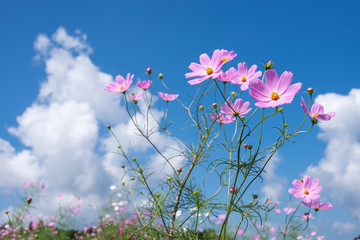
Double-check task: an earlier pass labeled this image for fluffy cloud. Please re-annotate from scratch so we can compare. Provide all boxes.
[306,89,360,223]
[332,221,357,235]
[0,27,185,220]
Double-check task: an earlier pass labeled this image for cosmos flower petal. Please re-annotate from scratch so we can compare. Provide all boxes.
[277,71,293,95]
[264,69,280,91]
[199,53,211,67]
[311,103,324,115]
[249,79,272,101]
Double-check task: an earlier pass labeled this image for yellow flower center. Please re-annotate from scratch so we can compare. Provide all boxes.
[300,179,303,183]
[120,86,125,91]
[221,57,228,62]
[206,68,213,75]
[271,92,280,100]
[304,189,309,195]
[314,113,319,118]
[241,76,247,82]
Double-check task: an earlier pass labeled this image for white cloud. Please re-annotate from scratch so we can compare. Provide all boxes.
[306,89,360,224]
[260,153,286,201]
[332,221,357,235]
[0,27,186,221]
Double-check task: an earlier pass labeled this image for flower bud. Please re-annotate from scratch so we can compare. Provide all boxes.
[5,210,9,215]
[240,116,245,121]
[307,87,314,94]
[284,123,288,127]
[177,167,182,173]
[243,144,248,148]
[106,125,111,130]
[121,164,125,168]
[252,194,258,199]
[264,60,274,70]
[26,197,32,204]
[167,176,172,181]
[131,177,135,181]
[248,145,253,150]
[146,68,152,74]
[212,103,217,108]
[158,73,163,79]
[205,127,209,132]
[155,193,161,198]
[249,201,253,205]
[122,182,125,185]
[199,105,204,111]
[34,235,39,239]
[118,145,121,149]
[229,186,238,194]
[193,190,199,195]
[230,92,236,97]
[132,157,136,161]
[311,118,318,124]
[277,108,283,113]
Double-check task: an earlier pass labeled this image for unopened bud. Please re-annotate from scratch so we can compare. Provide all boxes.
[158,73,163,79]
[212,103,217,108]
[177,167,182,173]
[131,177,135,181]
[121,164,125,168]
[311,118,318,124]
[118,145,121,149]
[205,127,209,132]
[122,182,125,185]
[146,68,152,74]
[4,210,9,215]
[264,60,274,70]
[230,92,236,97]
[106,125,111,130]
[252,194,258,199]
[249,201,253,205]
[193,190,199,195]
[34,235,39,239]
[155,193,161,198]
[132,157,136,161]
[26,197,32,204]
[284,123,288,127]
[243,144,248,148]
[199,105,204,111]
[167,176,172,181]
[248,145,253,150]
[278,108,283,113]
[240,116,245,121]
[307,87,314,94]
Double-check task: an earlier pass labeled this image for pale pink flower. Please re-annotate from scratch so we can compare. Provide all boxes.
[300,97,336,121]
[301,213,312,220]
[270,227,276,234]
[158,92,178,102]
[210,113,235,124]
[137,80,152,90]
[232,62,262,91]
[273,209,281,214]
[128,92,144,104]
[288,175,322,204]
[303,200,333,211]
[237,229,243,236]
[283,207,296,214]
[310,231,316,236]
[219,49,237,64]
[249,69,302,108]
[220,98,252,117]
[104,73,133,93]
[58,194,64,198]
[218,67,239,83]
[185,49,225,85]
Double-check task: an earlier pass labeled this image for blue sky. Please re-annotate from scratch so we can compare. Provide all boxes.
[1,0,360,239]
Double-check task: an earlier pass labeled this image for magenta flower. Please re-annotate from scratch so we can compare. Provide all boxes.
[288,175,322,204]
[249,69,302,108]
[220,98,252,117]
[301,97,336,121]
[219,49,237,64]
[158,92,178,102]
[104,73,134,93]
[232,62,262,91]
[218,67,239,83]
[137,80,152,90]
[283,207,296,214]
[210,113,235,124]
[303,200,333,211]
[128,92,144,104]
[229,186,238,194]
[185,49,225,85]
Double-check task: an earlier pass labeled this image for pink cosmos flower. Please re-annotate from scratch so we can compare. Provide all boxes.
[218,67,239,83]
[104,73,133,93]
[220,98,252,117]
[288,175,322,204]
[301,213,312,221]
[283,207,296,214]
[237,229,243,236]
[249,69,302,108]
[185,49,225,85]
[137,80,152,90]
[210,113,235,124]
[219,49,237,64]
[232,62,262,91]
[158,92,178,102]
[273,209,281,214]
[300,97,336,121]
[128,92,144,104]
[303,200,333,211]
[229,186,238,194]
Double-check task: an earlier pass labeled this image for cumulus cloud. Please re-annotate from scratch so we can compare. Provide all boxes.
[260,153,286,201]
[306,89,360,224]
[332,221,357,235]
[0,27,185,220]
